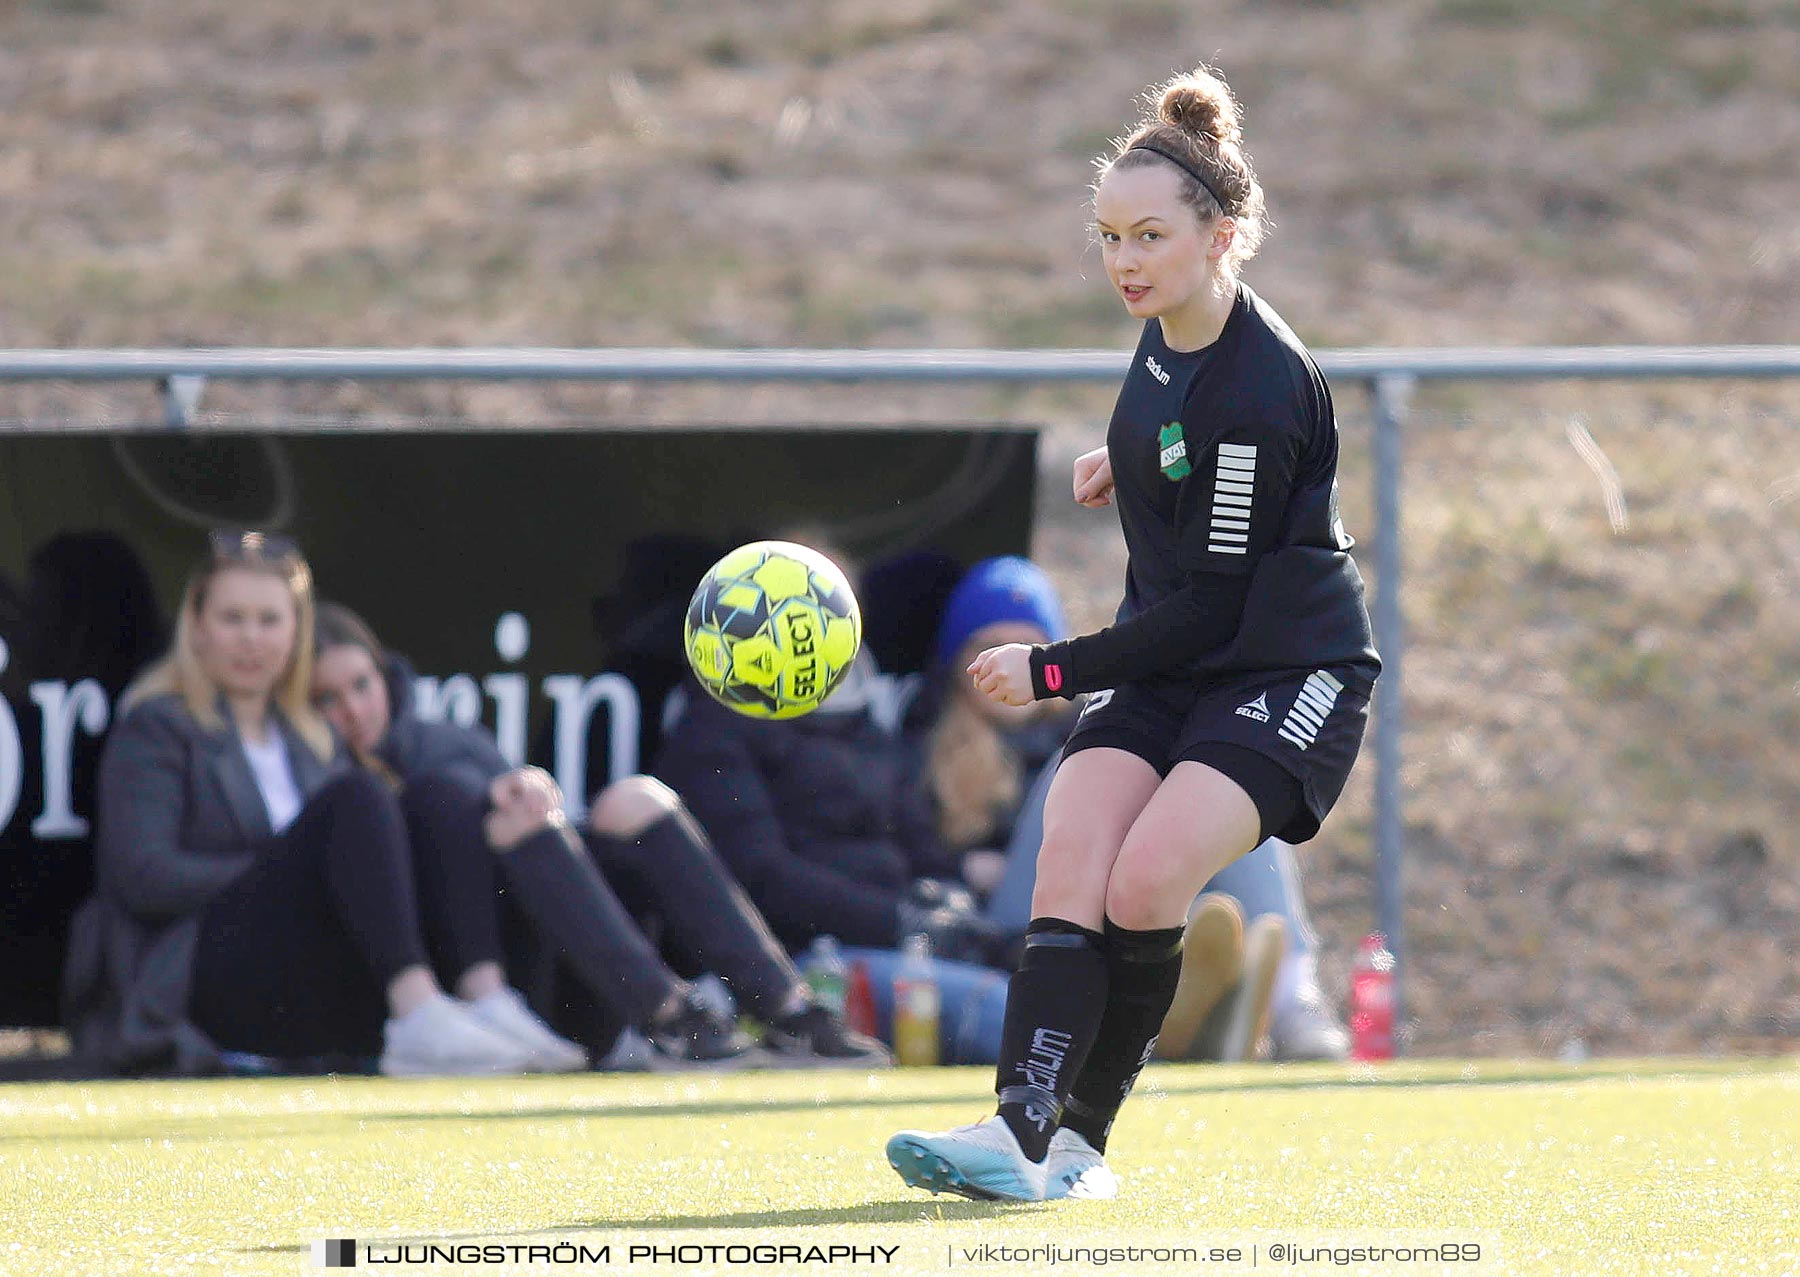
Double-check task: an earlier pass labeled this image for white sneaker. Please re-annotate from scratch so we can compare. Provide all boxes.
[464,988,589,1073]
[1270,986,1351,1062]
[379,992,540,1077]
[886,1115,1048,1202]
[1045,1128,1119,1200]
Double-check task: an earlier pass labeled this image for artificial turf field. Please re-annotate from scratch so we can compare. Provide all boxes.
[3,1057,1795,1277]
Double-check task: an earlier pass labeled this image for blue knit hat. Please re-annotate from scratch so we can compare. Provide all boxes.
[932,556,1068,669]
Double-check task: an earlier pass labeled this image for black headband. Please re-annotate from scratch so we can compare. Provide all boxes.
[1125,143,1231,215]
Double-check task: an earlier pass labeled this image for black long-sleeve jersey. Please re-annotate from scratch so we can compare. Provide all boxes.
[1032,284,1381,698]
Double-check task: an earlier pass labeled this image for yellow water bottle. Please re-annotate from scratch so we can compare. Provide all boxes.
[892,932,941,1067]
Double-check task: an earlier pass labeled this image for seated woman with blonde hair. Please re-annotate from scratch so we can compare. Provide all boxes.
[66,532,548,1077]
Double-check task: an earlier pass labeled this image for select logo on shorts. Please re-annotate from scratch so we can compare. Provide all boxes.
[1158,422,1191,480]
[1235,691,1271,723]
[312,1239,357,1268]
[1277,671,1344,751]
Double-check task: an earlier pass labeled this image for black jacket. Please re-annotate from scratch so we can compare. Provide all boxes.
[652,678,953,951]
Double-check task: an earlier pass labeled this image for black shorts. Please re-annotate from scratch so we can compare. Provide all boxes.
[1059,666,1371,844]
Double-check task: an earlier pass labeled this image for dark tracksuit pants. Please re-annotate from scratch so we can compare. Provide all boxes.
[189,771,441,1060]
[387,769,804,1050]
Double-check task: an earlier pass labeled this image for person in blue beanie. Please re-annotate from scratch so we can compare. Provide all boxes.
[916,557,1076,906]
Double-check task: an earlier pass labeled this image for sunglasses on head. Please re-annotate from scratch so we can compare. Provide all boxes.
[209,529,301,562]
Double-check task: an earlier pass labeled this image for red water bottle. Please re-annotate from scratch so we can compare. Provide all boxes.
[1349,933,1396,1060]
[844,959,880,1039]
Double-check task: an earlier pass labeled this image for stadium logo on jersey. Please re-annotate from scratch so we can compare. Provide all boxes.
[1277,670,1345,751]
[1145,354,1171,386]
[1158,422,1191,480]
[1235,691,1271,723]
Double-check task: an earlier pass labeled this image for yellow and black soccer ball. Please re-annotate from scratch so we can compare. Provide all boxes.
[683,540,862,719]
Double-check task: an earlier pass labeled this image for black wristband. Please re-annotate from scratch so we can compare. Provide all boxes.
[1029,645,1076,700]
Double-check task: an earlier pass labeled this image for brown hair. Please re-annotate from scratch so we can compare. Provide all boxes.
[1098,64,1269,274]
[312,600,405,789]
[120,532,333,762]
[315,600,386,665]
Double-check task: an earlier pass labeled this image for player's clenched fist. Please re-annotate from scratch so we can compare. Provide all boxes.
[1073,445,1114,507]
[967,643,1036,707]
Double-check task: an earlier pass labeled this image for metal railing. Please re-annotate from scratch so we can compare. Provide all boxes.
[7,342,1800,1033]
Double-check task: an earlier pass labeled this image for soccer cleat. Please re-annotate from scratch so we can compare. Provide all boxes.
[763,1004,893,1069]
[886,1115,1049,1201]
[1156,893,1245,1059]
[464,987,589,1073]
[1045,1128,1120,1200]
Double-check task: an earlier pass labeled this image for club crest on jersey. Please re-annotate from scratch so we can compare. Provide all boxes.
[1158,421,1191,481]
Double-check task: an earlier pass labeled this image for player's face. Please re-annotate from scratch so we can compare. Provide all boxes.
[312,643,392,754]
[192,567,298,705]
[1094,164,1218,323]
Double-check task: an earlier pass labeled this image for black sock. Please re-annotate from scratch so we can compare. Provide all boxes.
[993,917,1109,1162]
[1060,918,1184,1154]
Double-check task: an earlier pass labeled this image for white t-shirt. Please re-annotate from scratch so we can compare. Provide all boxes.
[241,731,303,834]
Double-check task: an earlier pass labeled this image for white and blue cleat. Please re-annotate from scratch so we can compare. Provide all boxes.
[886,1115,1049,1202]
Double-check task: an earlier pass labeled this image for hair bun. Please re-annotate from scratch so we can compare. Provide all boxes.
[1158,70,1241,145]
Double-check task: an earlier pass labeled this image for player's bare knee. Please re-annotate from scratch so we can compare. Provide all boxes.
[1103,883,1169,932]
[588,774,681,838]
[1029,825,1112,922]
[1104,845,1194,931]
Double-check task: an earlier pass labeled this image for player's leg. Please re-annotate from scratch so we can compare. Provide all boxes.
[1049,759,1267,1198]
[1108,760,1267,929]
[886,746,1161,1201]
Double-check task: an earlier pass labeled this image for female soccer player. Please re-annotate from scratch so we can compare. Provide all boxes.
[886,63,1380,1201]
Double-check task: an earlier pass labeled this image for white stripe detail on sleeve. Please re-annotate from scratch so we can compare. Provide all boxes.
[1207,443,1258,554]
[1277,670,1343,751]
